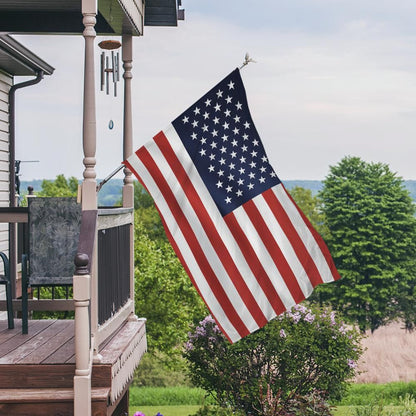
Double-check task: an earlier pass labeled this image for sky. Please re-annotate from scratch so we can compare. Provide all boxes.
[12,0,416,182]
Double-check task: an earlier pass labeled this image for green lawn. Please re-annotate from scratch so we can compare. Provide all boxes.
[130,405,201,416]
[130,405,409,416]
[129,383,416,415]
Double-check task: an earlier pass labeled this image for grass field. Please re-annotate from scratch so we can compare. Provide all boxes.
[356,321,416,383]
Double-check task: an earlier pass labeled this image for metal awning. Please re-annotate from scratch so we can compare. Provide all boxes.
[0,34,54,76]
[145,0,184,27]
[0,0,183,36]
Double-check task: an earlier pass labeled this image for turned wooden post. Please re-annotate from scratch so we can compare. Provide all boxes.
[122,35,136,320]
[73,253,91,416]
[81,0,99,354]
[81,3,98,211]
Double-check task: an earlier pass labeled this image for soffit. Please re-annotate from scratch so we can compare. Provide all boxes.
[0,34,54,76]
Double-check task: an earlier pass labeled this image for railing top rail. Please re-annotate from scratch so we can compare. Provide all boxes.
[98,207,133,216]
[0,207,28,223]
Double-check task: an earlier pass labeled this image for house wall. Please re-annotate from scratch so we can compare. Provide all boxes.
[0,71,10,260]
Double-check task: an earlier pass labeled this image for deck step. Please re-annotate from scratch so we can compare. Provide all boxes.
[0,387,110,403]
[0,387,110,416]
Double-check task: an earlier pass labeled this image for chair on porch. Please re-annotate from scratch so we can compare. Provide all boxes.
[0,252,13,329]
[21,197,81,334]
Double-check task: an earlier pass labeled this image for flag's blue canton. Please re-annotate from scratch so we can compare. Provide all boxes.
[172,69,280,216]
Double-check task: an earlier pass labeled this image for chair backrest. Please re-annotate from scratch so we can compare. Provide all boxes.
[28,197,81,285]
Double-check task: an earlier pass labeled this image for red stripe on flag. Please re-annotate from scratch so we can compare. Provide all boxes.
[243,199,305,304]
[224,212,287,315]
[154,131,268,329]
[160,212,234,343]
[136,140,251,339]
[282,185,341,282]
[262,188,324,288]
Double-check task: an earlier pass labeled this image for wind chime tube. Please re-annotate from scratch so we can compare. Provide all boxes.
[112,51,117,97]
[100,52,105,91]
[111,51,116,83]
[105,55,109,95]
[116,52,120,82]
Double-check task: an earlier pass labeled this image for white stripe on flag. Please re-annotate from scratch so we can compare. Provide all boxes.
[273,185,335,283]
[231,202,296,310]
[253,193,314,298]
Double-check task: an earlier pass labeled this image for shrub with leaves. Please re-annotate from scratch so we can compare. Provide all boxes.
[184,304,362,415]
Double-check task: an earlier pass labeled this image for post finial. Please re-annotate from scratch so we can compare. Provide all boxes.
[74,253,89,275]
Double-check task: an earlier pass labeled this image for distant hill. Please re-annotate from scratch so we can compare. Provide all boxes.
[19,179,416,206]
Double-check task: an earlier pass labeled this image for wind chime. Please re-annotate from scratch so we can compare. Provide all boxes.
[99,39,121,97]
[98,39,121,130]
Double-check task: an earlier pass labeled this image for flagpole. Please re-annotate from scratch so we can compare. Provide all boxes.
[96,164,124,192]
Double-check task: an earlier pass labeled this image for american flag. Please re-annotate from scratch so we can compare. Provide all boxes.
[124,69,340,343]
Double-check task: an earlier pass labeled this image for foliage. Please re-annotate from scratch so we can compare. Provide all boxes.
[134,181,168,242]
[134,215,207,362]
[317,156,416,332]
[132,353,191,387]
[37,174,79,197]
[352,402,385,416]
[289,186,329,238]
[184,304,362,415]
[398,394,416,416]
[255,386,333,416]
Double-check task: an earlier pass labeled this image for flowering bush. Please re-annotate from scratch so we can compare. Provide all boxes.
[184,304,362,415]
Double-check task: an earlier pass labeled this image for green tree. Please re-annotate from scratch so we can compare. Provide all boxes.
[38,174,79,197]
[289,186,329,238]
[317,156,416,332]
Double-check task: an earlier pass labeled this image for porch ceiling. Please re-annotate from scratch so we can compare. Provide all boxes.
[0,0,182,36]
[0,0,143,36]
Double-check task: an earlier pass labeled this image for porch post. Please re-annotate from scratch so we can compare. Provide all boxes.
[81,0,99,346]
[75,1,97,415]
[73,254,92,416]
[122,35,136,320]
[81,0,98,211]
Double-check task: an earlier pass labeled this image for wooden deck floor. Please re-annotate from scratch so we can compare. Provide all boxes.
[0,319,75,366]
[0,318,147,415]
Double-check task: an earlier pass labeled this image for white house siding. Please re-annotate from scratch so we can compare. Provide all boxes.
[0,71,10,308]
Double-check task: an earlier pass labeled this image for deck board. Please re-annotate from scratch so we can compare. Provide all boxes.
[43,335,75,364]
[99,321,145,364]
[20,320,74,364]
[0,320,71,364]
[0,320,56,358]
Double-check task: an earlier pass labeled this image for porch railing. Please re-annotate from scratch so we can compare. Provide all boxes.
[93,206,135,348]
[97,222,130,325]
